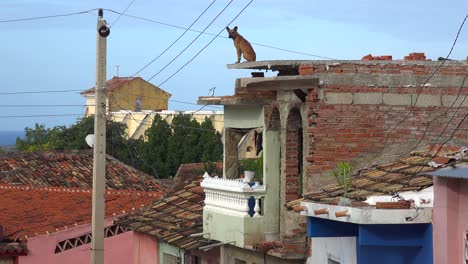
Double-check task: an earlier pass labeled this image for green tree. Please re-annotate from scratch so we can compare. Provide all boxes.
[140,114,172,178]
[167,114,200,176]
[198,118,223,163]
[15,114,224,179]
[16,124,55,151]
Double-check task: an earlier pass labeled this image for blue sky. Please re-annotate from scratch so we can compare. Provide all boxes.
[0,0,467,131]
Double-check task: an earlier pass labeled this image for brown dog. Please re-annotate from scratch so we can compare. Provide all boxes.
[226,26,256,63]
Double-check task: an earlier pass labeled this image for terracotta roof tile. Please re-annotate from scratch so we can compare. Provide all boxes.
[80,76,136,95]
[0,184,162,240]
[173,162,222,189]
[303,145,467,203]
[118,176,210,250]
[0,151,165,192]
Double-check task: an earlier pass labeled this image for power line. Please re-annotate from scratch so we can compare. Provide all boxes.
[396,74,468,159]
[104,8,336,60]
[110,93,221,130]
[366,14,468,164]
[0,87,222,109]
[158,0,254,87]
[147,0,235,82]
[0,9,98,23]
[110,0,137,28]
[0,104,92,107]
[0,89,82,95]
[0,114,83,118]
[131,0,217,77]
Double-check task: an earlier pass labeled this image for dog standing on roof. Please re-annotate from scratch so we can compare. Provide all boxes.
[226,26,256,63]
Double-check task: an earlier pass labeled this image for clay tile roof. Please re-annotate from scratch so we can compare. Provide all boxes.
[0,184,162,240]
[303,145,467,203]
[173,162,222,189]
[0,150,165,192]
[80,76,136,95]
[118,176,211,250]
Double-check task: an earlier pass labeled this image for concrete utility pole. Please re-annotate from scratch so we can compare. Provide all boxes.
[91,8,110,264]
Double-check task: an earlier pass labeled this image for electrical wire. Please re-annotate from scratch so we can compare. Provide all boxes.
[0,104,92,107]
[131,0,217,77]
[147,0,235,81]
[110,0,137,28]
[0,114,83,118]
[365,14,468,164]
[395,73,468,159]
[104,8,336,60]
[0,9,98,23]
[110,93,220,131]
[0,89,82,95]
[158,0,254,87]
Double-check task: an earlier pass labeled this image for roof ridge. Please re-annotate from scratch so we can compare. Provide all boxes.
[0,184,162,197]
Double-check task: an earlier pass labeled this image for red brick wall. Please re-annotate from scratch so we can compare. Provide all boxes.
[299,62,468,76]
[285,109,303,202]
[300,62,468,191]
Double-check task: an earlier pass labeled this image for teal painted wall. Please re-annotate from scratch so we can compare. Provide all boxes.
[159,242,185,264]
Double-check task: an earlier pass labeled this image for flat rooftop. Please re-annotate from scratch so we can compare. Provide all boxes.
[227,59,468,72]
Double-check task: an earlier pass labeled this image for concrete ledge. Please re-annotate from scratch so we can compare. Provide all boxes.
[227,60,467,71]
[324,92,353,104]
[383,93,412,106]
[353,93,383,105]
[236,75,320,90]
[300,201,432,224]
[413,94,441,107]
[441,95,468,107]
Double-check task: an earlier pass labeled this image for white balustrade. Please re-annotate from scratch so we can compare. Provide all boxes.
[201,172,266,218]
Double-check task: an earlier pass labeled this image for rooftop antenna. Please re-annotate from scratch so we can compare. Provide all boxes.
[208,86,216,96]
[115,65,120,77]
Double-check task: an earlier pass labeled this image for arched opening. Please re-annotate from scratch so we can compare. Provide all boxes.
[268,108,281,132]
[285,108,303,203]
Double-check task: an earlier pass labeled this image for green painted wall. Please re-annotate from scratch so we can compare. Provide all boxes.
[205,105,281,247]
[263,130,281,235]
[224,105,264,128]
[159,242,185,264]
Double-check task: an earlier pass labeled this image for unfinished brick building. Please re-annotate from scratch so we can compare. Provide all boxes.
[198,55,468,263]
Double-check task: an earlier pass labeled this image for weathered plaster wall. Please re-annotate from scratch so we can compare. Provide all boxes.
[433,177,468,264]
[224,105,264,128]
[133,231,159,264]
[307,237,357,264]
[18,222,155,264]
[159,242,184,264]
[221,244,303,264]
[109,78,170,112]
[273,90,309,259]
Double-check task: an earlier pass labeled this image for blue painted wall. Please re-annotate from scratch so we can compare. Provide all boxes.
[307,217,433,264]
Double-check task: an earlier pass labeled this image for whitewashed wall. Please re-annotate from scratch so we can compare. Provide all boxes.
[307,237,357,264]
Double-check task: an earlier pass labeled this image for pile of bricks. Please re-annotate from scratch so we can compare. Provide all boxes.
[361,52,428,61]
[361,54,393,61]
[404,52,426,61]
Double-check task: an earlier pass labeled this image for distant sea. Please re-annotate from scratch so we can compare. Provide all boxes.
[0,131,25,146]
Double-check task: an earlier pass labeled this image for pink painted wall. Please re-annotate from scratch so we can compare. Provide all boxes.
[433,177,468,264]
[17,221,158,264]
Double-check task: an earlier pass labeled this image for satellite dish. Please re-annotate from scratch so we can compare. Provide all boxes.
[85,134,94,148]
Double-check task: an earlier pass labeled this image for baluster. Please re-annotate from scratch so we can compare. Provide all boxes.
[253,197,261,217]
[242,195,250,217]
